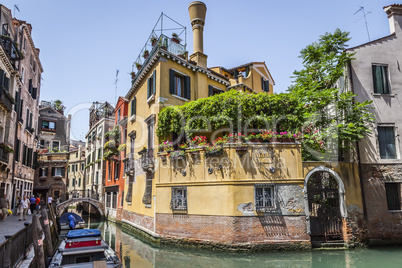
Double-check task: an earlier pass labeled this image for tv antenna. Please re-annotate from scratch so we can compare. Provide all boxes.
[354,6,371,42]
[13,5,20,18]
[114,69,119,104]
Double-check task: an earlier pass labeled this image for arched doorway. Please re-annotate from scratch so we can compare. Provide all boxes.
[303,166,347,242]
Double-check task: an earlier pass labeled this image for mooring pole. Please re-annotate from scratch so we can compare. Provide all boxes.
[32,214,45,267]
[40,208,54,257]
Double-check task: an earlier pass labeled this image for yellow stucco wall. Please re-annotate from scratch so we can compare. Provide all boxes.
[155,143,304,216]
[302,162,363,210]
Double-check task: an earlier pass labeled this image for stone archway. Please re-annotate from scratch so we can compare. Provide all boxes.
[302,165,347,241]
[56,198,105,217]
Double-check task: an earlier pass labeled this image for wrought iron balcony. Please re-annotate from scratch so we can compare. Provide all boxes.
[0,35,23,62]
[123,156,135,175]
[0,87,14,112]
[138,149,154,171]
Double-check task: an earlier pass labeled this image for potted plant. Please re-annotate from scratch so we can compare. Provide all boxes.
[130,71,136,79]
[279,132,295,143]
[179,142,189,150]
[205,144,223,157]
[247,133,262,143]
[135,62,142,70]
[171,33,181,44]
[150,36,157,46]
[158,141,174,153]
[190,135,207,148]
[143,50,149,59]
[170,150,185,160]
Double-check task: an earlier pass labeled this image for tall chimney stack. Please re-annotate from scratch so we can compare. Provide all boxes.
[384,4,402,34]
[188,1,208,68]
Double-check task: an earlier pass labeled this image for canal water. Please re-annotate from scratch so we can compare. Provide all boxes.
[69,209,402,268]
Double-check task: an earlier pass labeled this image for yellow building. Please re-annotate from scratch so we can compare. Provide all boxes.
[67,147,85,197]
[120,1,364,250]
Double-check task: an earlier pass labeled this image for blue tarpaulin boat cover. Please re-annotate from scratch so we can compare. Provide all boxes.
[66,229,101,239]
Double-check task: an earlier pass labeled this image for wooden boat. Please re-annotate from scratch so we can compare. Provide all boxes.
[58,212,86,230]
[48,229,121,267]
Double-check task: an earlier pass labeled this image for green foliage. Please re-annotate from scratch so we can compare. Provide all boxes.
[103,126,120,160]
[157,29,374,161]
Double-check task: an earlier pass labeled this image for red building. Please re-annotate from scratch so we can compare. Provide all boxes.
[104,97,128,221]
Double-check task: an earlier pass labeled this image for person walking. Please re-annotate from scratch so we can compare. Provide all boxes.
[16,196,21,216]
[0,194,10,222]
[19,196,29,221]
[48,195,53,206]
[29,195,36,214]
[35,195,40,214]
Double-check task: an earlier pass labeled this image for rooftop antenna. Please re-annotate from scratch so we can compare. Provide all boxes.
[13,5,20,18]
[354,6,371,42]
[114,69,119,104]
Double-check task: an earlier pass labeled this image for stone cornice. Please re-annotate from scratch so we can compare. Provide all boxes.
[21,25,44,73]
[126,48,230,99]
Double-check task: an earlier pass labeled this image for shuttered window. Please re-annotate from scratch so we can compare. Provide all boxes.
[169,69,191,100]
[131,97,136,116]
[147,70,156,99]
[378,126,397,159]
[261,77,270,92]
[372,64,390,94]
[385,183,401,210]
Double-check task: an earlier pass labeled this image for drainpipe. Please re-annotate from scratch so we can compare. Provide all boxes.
[348,61,368,220]
[11,87,21,209]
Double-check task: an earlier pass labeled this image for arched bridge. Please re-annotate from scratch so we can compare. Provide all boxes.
[56,198,105,217]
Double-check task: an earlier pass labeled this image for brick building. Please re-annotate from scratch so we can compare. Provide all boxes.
[346,4,402,243]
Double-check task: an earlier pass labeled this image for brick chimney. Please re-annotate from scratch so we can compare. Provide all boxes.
[384,4,402,34]
[188,1,208,68]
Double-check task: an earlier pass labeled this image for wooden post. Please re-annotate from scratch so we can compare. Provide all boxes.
[40,208,54,257]
[32,214,45,268]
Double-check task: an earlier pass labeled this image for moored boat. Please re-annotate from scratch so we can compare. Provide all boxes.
[48,229,121,267]
[58,212,86,230]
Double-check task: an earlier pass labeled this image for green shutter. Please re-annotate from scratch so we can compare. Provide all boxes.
[169,69,175,94]
[14,91,19,112]
[4,77,9,91]
[147,77,151,99]
[152,70,156,95]
[264,81,270,92]
[61,167,66,177]
[184,76,191,99]
[208,85,213,96]
[51,167,55,176]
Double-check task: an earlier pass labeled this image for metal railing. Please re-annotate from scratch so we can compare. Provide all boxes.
[139,149,154,171]
[67,190,101,200]
[0,221,34,268]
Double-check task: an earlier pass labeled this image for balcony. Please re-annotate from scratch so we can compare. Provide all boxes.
[0,87,14,112]
[138,149,154,171]
[0,35,23,63]
[0,147,9,164]
[123,157,135,175]
[25,126,35,135]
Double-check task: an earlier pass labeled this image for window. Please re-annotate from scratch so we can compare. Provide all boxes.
[142,171,153,205]
[81,163,84,170]
[75,164,78,171]
[254,184,274,211]
[385,183,401,210]
[42,120,56,131]
[378,126,397,159]
[117,109,121,122]
[147,70,156,99]
[21,66,25,83]
[78,178,81,187]
[208,85,223,97]
[72,164,75,172]
[169,69,190,99]
[52,167,65,177]
[115,162,120,180]
[261,77,270,92]
[52,141,60,152]
[112,193,117,209]
[372,64,391,94]
[130,97,137,117]
[39,167,47,177]
[171,186,187,211]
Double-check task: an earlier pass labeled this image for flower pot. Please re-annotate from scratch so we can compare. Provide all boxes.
[136,65,142,70]
[151,40,157,46]
[282,138,295,143]
[143,52,149,59]
[250,138,262,143]
[171,38,180,44]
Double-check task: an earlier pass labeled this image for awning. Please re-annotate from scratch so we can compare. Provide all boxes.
[104,185,119,193]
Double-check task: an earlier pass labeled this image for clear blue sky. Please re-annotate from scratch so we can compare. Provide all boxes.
[1,0,396,141]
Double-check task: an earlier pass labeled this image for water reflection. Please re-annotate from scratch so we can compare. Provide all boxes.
[68,208,402,268]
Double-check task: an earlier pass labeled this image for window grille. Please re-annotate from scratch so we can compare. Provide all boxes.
[171,186,187,211]
[254,184,274,211]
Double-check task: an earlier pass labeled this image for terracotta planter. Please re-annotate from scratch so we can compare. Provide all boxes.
[143,52,149,59]
[250,138,262,143]
[171,37,180,44]
[151,40,157,46]
[282,138,295,143]
[136,65,142,70]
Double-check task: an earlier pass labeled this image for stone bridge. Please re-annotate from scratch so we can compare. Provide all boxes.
[56,198,105,217]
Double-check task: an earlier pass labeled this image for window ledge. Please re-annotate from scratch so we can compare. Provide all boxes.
[130,115,136,122]
[145,204,151,208]
[372,93,396,97]
[388,210,402,213]
[172,94,189,102]
[147,94,155,103]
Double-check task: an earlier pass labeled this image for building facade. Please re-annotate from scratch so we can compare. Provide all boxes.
[0,5,43,206]
[67,146,85,198]
[34,103,70,199]
[346,4,402,243]
[115,1,366,249]
[85,102,114,201]
[104,97,128,221]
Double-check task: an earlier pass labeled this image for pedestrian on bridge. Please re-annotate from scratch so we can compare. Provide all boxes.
[29,195,36,214]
